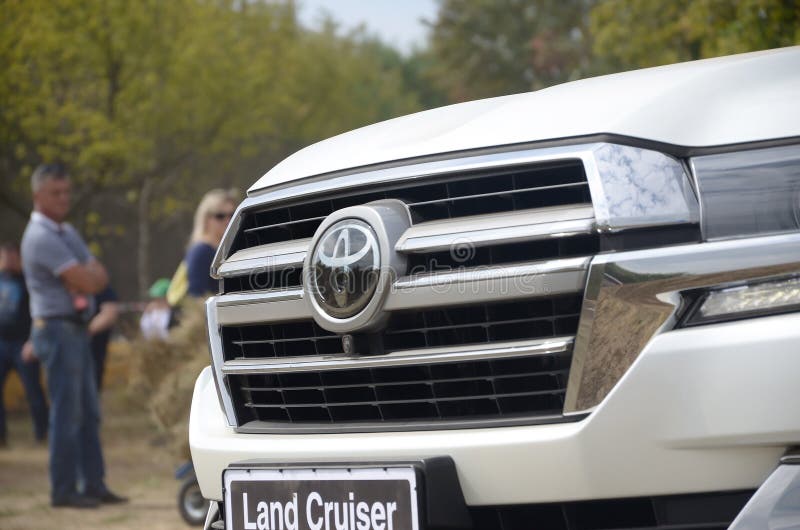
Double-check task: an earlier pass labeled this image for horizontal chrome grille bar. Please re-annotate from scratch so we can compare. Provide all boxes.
[214,257,589,323]
[386,257,590,310]
[396,204,595,254]
[244,388,567,409]
[216,288,306,325]
[238,367,569,392]
[218,239,309,278]
[221,336,574,375]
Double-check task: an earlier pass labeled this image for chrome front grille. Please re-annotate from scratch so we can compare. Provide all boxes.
[208,142,704,431]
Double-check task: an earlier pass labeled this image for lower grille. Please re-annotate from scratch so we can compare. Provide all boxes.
[471,490,753,530]
[223,295,582,426]
[222,295,581,361]
[229,350,571,425]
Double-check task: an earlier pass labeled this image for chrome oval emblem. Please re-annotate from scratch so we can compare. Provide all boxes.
[310,219,380,319]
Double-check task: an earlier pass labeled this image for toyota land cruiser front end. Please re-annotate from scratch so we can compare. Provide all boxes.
[190,48,800,530]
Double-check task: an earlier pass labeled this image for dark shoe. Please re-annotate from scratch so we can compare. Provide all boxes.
[86,488,128,504]
[52,494,100,509]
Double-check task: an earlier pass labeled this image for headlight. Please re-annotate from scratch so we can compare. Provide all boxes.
[683,276,800,326]
[691,144,800,240]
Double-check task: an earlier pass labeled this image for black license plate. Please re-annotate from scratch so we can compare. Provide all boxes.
[224,466,419,530]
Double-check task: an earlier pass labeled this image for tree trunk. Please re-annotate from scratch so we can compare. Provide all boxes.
[137,177,153,298]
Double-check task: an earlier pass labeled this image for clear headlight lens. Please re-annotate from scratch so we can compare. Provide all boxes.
[686,277,800,326]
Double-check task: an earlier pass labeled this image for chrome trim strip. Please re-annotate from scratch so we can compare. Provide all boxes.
[216,288,304,307]
[221,336,574,375]
[564,232,800,414]
[211,207,243,279]
[386,257,590,310]
[205,297,237,426]
[203,502,221,530]
[395,204,595,254]
[215,289,307,325]
[217,239,309,277]
[237,411,586,434]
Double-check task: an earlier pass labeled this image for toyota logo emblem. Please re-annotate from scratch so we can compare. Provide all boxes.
[304,201,411,333]
[309,219,381,319]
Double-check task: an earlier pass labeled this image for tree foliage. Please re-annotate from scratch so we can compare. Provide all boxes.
[0,0,426,296]
[425,0,594,101]
[424,0,800,101]
[591,0,800,70]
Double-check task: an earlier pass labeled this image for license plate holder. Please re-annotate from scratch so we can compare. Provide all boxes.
[224,465,420,530]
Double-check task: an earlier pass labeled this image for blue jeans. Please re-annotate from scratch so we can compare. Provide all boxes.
[32,319,106,502]
[0,337,48,442]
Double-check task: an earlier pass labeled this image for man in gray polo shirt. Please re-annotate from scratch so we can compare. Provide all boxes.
[21,163,126,509]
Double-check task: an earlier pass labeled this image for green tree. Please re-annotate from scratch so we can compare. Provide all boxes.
[590,0,800,70]
[0,0,427,297]
[425,0,594,101]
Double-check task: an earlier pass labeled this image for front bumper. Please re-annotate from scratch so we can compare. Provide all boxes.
[190,311,800,504]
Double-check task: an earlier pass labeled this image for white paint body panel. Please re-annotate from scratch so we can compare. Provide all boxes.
[190,312,800,503]
[250,47,800,194]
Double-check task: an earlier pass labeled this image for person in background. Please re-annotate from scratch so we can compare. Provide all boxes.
[185,189,238,298]
[88,284,119,391]
[139,278,171,341]
[0,242,48,446]
[20,163,126,508]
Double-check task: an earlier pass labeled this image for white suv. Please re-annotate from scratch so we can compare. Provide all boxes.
[190,47,800,530]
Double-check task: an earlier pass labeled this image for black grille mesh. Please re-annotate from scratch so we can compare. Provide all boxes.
[222,320,338,361]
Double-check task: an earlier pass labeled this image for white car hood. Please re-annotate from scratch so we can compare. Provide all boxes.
[250,47,800,194]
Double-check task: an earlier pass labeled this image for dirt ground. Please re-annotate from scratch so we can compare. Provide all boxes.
[0,344,198,530]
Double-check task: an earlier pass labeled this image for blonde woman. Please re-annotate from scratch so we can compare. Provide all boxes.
[185,189,238,297]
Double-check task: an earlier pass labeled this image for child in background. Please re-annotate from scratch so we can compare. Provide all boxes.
[140,278,172,341]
